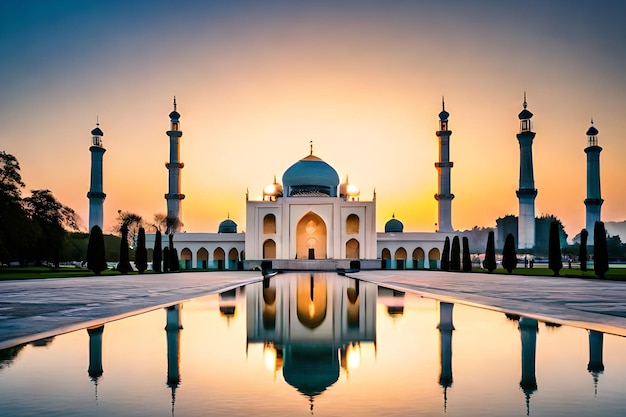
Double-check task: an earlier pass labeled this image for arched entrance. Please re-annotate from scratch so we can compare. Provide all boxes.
[197,248,208,269]
[428,247,441,269]
[214,247,225,270]
[228,248,239,270]
[381,248,391,269]
[296,212,327,259]
[263,239,276,259]
[181,248,192,270]
[412,247,425,269]
[346,238,359,259]
[395,247,407,270]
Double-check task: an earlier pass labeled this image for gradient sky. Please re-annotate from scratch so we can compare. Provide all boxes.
[1,0,625,240]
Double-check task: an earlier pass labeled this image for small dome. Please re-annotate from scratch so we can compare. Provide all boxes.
[586,125,599,136]
[218,218,237,233]
[439,110,449,120]
[169,110,180,120]
[263,175,283,198]
[91,127,104,136]
[518,108,533,120]
[385,215,403,233]
[282,154,340,197]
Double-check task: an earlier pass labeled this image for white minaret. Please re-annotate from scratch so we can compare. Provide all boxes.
[435,98,454,233]
[87,122,106,231]
[516,93,537,250]
[165,98,185,231]
[584,120,603,243]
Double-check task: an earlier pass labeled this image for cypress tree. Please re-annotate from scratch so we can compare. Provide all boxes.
[548,221,562,276]
[117,224,132,274]
[483,231,496,273]
[153,230,162,272]
[594,221,609,279]
[135,227,147,273]
[450,236,461,271]
[462,236,472,272]
[87,225,107,275]
[441,236,450,271]
[163,246,170,272]
[579,229,588,272]
[502,233,517,273]
[170,248,180,272]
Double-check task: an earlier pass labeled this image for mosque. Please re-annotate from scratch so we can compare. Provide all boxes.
[123,98,453,270]
[87,95,603,269]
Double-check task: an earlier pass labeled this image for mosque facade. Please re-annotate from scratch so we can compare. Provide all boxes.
[147,99,450,270]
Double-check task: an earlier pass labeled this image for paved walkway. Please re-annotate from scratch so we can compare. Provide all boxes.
[350,270,626,337]
[2,270,626,350]
[0,271,261,350]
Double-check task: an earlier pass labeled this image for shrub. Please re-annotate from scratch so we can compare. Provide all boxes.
[153,230,162,273]
[135,227,147,273]
[548,221,562,276]
[502,233,517,273]
[450,236,461,271]
[462,236,472,272]
[484,231,496,273]
[579,229,588,272]
[594,221,608,279]
[87,225,107,275]
[441,237,450,271]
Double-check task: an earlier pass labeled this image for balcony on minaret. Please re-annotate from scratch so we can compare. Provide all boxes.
[90,125,104,148]
[92,135,102,147]
[518,96,533,133]
[586,123,599,148]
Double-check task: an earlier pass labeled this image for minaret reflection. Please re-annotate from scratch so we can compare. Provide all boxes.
[219,288,238,324]
[165,305,183,416]
[587,330,605,396]
[87,325,105,401]
[518,317,538,416]
[437,302,455,411]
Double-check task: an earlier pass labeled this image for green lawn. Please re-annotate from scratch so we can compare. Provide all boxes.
[0,266,130,280]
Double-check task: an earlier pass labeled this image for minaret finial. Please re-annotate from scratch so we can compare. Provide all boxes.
[96,115,99,127]
[523,92,527,109]
[591,117,594,125]
[442,96,445,111]
[309,140,313,155]
[173,96,177,111]
[227,212,230,219]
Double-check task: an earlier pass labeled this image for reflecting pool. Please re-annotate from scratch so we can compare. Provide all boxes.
[1,272,625,416]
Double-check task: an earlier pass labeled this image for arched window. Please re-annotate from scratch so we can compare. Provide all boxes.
[413,247,425,260]
[346,214,359,234]
[228,248,238,260]
[395,247,407,260]
[263,239,276,259]
[381,248,391,260]
[263,214,276,234]
[346,238,359,259]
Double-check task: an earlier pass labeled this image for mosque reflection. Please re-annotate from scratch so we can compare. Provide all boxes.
[247,273,376,405]
[2,273,613,416]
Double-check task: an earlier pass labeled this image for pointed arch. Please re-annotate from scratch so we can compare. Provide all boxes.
[181,248,192,269]
[263,214,276,234]
[197,247,208,269]
[346,238,359,259]
[346,214,359,234]
[214,247,225,270]
[263,239,276,259]
[296,211,327,259]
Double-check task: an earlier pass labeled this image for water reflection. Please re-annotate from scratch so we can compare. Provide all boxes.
[438,302,454,411]
[247,272,376,410]
[1,273,625,417]
[165,305,182,415]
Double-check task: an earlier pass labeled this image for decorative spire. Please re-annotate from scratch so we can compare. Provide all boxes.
[523,91,527,109]
[591,117,594,125]
[96,115,99,127]
[173,96,177,111]
[309,140,313,155]
[442,96,445,111]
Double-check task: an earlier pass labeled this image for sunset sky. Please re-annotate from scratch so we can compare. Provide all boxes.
[1,0,625,240]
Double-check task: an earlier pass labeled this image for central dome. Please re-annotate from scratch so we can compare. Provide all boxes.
[282,154,340,197]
